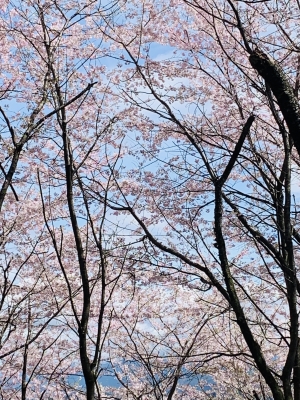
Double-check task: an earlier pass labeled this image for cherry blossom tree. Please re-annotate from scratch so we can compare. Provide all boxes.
[2,0,300,399]
[88,0,300,399]
[0,0,128,398]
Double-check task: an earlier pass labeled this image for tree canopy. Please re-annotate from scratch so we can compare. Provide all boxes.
[0,0,299,399]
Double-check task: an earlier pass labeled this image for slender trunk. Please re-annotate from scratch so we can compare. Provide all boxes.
[21,343,28,400]
[214,185,284,400]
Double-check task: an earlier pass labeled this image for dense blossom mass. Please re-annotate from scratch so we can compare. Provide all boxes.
[0,0,300,399]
